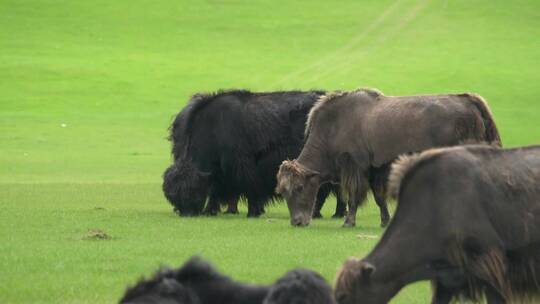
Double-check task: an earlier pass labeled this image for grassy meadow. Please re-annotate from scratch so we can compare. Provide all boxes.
[1,0,539,302]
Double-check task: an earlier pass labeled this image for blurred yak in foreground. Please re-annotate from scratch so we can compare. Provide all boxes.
[120,256,335,304]
[163,90,347,218]
[276,89,502,227]
[335,144,540,304]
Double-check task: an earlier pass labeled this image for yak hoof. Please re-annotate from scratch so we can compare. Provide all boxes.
[332,213,344,219]
[247,212,262,218]
[225,209,239,214]
[312,212,323,219]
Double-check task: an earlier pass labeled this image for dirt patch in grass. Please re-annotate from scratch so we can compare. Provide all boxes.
[356,233,378,240]
[82,229,111,240]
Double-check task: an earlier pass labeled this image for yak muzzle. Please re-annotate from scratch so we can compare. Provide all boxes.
[291,215,311,227]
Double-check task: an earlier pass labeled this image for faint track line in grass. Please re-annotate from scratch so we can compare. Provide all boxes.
[270,0,405,88]
[298,0,431,86]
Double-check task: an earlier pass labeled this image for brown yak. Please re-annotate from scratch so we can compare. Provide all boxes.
[276,88,501,227]
[335,144,540,304]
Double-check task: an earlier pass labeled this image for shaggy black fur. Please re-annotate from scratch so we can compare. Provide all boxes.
[164,90,345,218]
[263,269,336,304]
[162,160,209,216]
[120,257,269,304]
[120,257,336,304]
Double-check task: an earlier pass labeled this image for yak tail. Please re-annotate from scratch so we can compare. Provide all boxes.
[462,93,503,147]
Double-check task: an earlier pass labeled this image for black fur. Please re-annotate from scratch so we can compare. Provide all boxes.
[120,257,269,304]
[263,269,336,304]
[120,257,336,304]
[162,160,210,216]
[164,90,345,217]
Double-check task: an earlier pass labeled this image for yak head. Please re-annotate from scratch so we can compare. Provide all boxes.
[264,268,336,304]
[275,160,321,227]
[334,258,398,304]
[162,159,210,216]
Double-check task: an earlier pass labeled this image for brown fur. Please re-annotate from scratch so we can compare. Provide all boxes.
[388,143,502,200]
[387,154,420,199]
[334,258,362,297]
[305,91,346,137]
[275,160,313,194]
[338,154,369,206]
[305,88,383,137]
[447,241,512,302]
[387,148,458,199]
[459,93,502,147]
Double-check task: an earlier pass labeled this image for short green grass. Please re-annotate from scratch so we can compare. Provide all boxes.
[1,0,539,302]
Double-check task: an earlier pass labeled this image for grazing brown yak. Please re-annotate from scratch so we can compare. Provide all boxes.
[334,144,540,304]
[276,89,501,227]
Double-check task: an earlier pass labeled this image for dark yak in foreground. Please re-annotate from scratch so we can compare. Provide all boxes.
[120,256,335,304]
[163,90,346,218]
[276,89,501,227]
[335,145,540,304]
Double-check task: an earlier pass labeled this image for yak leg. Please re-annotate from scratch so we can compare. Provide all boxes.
[372,186,390,227]
[203,195,220,216]
[224,196,240,214]
[430,281,454,304]
[343,200,358,227]
[369,165,391,227]
[247,197,264,218]
[313,185,332,219]
[333,188,347,218]
[342,175,369,228]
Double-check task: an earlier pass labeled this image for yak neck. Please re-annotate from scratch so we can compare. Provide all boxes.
[298,96,375,183]
[296,137,333,183]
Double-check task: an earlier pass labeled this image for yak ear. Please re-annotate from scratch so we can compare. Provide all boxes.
[305,168,320,179]
[360,262,376,280]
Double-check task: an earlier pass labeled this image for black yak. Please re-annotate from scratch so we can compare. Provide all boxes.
[334,144,540,304]
[120,256,336,304]
[163,90,347,218]
[276,88,502,227]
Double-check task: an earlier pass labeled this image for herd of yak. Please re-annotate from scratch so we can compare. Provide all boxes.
[121,89,540,303]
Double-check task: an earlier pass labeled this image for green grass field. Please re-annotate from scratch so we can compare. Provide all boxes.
[1,0,539,302]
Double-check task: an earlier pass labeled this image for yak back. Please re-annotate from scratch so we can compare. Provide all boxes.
[169,89,324,161]
[399,144,540,245]
[305,89,499,168]
[363,93,498,167]
[175,256,270,304]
